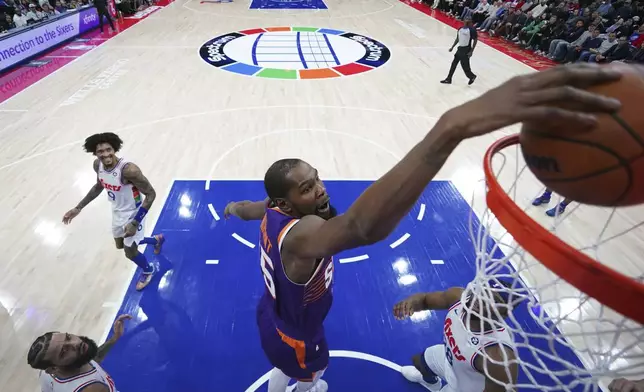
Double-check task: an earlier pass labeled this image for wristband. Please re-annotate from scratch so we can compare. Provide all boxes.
[134,206,148,223]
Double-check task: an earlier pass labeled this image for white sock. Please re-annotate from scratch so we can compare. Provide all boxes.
[268,368,291,392]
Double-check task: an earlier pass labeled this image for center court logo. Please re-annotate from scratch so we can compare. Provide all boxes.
[198,27,391,80]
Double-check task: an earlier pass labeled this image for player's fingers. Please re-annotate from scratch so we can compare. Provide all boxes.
[514,107,599,130]
[520,86,621,113]
[117,314,133,321]
[527,63,622,90]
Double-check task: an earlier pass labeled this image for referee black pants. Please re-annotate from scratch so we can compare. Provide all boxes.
[97,4,115,32]
[446,46,476,80]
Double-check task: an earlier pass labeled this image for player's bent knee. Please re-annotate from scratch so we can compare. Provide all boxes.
[124,244,138,259]
[114,238,124,249]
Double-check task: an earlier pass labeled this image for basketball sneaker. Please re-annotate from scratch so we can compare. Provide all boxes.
[401,366,442,391]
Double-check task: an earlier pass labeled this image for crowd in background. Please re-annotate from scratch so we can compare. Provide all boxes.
[0,0,155,34]
[423,0,644,63]
[0,0,92,33]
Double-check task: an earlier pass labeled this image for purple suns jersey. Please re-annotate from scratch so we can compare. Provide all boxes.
[258,207,334,341]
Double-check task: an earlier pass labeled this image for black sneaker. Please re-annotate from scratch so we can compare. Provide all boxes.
[440,79,452,84]
[468,75,477,85]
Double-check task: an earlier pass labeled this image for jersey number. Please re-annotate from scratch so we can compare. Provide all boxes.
[260,247,276,299]
[324,260,334,290]
[445,344,454,367]
[107,190,116,201]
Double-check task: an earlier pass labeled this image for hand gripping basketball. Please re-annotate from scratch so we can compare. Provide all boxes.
[450,63,623,139]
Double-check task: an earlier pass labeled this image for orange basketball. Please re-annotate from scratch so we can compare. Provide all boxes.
[520,63,644,207]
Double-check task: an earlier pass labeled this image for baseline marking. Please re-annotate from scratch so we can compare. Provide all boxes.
[430,259,444,265]
[206,259,219,265]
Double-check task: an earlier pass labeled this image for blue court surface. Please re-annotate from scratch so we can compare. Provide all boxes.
[249,0,327,10]
[102,180,592,391]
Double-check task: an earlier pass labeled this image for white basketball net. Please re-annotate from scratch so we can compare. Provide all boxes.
[463,138,644,391]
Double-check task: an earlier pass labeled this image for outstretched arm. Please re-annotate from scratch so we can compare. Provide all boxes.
[283,65,622,261]
[393,287,465,319]
[63,160,103,224]
[77,159,104,210]
[224,198,269,221]
[95,314,131,364]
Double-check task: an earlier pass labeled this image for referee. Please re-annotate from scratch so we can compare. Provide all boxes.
[441,17,478,85]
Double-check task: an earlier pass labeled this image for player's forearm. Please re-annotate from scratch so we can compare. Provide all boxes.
[94,336,118,364]
[234,201,266,221]
[76,184,104,210]
[139,188,156,212]
[344,116,462,244]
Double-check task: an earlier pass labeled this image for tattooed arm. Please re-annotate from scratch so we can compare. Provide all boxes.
[63,160,103,224]
[95,314,131,364]
[122,163,156,225]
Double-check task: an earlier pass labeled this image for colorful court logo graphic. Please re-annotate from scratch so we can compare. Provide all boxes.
[199,27,391,80]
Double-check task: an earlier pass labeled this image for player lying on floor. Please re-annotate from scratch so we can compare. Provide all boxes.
[394,280,522,392]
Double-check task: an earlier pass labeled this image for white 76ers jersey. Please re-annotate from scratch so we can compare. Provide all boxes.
[442,300,514,391]
[39,361,117,392]
[97,158,142,214]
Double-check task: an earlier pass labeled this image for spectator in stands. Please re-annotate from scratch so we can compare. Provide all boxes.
[597,0,616,19]
[529,0,548,20]
[626,41,644,63]
[575,28,607,61]
[514,12,548,45]
[0,12,15,31]
[462,0,490,21]
[547,21,591,61]
[477,1,507,31]
[449,0,477,19]
[42,3,57,15]
[534,15,567,54]
[472,0,495,24]
[630,23,644,46]
[617,18,635,36]
[55,0,66,12]
[13,7,26,26]
[594,34,633,61]
[553,2,570,21]
[617,0,634,21]
[507,8,531,38]
[490,6,521,37]
[24,3,39,22]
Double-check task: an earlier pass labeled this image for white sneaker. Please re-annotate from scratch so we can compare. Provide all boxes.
[400,366,442,391]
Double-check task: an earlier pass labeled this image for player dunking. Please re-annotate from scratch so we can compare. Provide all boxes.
[224,64,623,391]
[62,133,164,291]
[394,281,519,391]
[28,314,131,392]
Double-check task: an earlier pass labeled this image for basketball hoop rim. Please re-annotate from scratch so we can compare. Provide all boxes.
[484,134,644,324]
